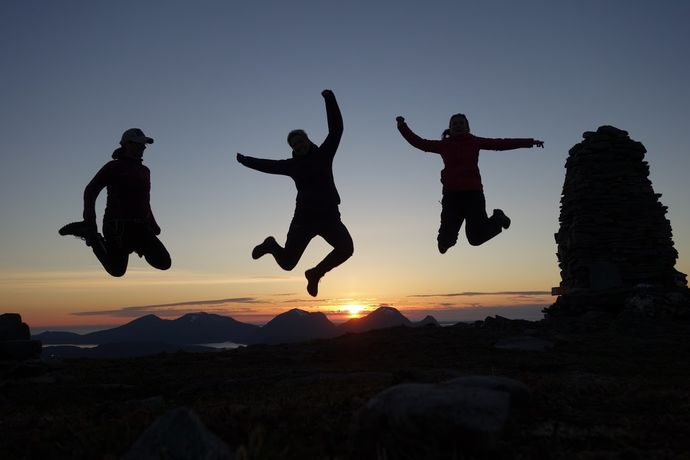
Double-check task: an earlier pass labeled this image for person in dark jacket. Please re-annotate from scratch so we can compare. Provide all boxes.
[237,89,353,297]
[396,113,543,254]
[59,128,171,276]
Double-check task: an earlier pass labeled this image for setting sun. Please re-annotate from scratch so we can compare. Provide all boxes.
[343,304,365,317]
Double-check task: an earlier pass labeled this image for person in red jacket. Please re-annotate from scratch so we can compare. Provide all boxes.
[59,128,171,276]
[396,113,543,254]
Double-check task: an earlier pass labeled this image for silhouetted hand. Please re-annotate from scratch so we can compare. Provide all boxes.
[396,116,405,128]
[236,153,246,164]
[321,89,334,98]
[151,223,161,236]
[534,140,544,148]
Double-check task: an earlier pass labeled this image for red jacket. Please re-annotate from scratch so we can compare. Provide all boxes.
[398,123,534,191]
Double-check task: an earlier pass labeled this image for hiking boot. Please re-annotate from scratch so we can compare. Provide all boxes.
[492,209,511,229]
[438,241,450,254]
[305,268,322,297]
[59,221,98,242]
[252,236,276,260]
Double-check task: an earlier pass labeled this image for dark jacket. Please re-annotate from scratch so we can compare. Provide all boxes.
[83,154,159,230]
[239,92,343,214]
[398,122,535,192]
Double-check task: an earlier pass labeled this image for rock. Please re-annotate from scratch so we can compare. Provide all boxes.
[353,375,530,459]
[123,407,234,460]
[0,313,30,341]
[494,336,555,352]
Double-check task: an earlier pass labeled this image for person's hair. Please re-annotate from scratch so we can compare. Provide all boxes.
[112,146,125,159]
[445,113,470,137]
[287,129,307,145]
[449,113,468,126]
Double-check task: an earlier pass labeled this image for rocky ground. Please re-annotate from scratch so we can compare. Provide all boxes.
[2,314,690,459]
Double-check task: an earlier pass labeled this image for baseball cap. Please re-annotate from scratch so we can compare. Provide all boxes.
[120,128,154,145]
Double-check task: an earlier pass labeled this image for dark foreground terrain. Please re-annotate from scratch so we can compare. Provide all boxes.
[2,315,690,459]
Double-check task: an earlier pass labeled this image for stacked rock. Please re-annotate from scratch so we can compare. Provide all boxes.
[0,313,42,360]
[547,126,690,317]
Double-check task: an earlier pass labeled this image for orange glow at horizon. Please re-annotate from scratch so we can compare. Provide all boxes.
[342,303,366,318]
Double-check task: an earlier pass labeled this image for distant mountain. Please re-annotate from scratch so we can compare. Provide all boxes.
[339,306,413,334]
[33,309,441,355]
[43,342,217,359]
[34,312,259,345]
[247,308,340,344]
[414,315,441,327]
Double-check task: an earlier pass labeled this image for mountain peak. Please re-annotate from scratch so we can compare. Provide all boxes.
[339,306,411,334]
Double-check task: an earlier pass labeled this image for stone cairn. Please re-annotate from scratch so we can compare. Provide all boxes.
[0,313,42,361]
[546,126,690,318]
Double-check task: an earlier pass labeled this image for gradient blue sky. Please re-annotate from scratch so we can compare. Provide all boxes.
[2,1,689,329]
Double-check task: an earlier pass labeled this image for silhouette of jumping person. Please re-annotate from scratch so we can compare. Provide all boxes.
[396,114,543,253]
[59,128,171,276]
[237,90,353,297]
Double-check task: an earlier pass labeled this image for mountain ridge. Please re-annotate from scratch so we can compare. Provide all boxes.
[34,308,439,352]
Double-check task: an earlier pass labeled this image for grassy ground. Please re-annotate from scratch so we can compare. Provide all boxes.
[2,316,690,459]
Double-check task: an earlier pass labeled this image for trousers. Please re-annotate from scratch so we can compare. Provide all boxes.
[92,220,171,277]
[437,190,503,250]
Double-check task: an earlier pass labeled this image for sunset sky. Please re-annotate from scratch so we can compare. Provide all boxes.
[2,1,689,331]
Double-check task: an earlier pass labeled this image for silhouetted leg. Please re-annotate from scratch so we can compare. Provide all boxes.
[91,235,129,277]
[464,191,503,246]
[270,218,316,271]
[437,192,464,253]
[138,232,172,270]
[304,215,354,297]
[313,219,354,275]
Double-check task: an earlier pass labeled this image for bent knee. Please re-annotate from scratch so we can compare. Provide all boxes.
[107,267,127,277]
[342,243,354,259]
[466,237,482,246]
[278,259,299,271]
[466,236,485,247]
[156,259,172,271]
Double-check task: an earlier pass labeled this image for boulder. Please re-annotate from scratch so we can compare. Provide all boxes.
[123,407,234,460]
[0,313,41,360]
[0,313,30,341]
[353,376,530,459]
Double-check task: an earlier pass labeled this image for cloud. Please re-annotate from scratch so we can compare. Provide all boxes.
[73,297,263,317]
[408,291,551,298]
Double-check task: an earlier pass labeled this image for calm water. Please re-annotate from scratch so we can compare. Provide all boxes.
[42,342,245,349]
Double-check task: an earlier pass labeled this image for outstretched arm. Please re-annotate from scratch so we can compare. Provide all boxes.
[236,153,291,176]
[82,163,111,228]
[319,89,343,154]
[477,137,544,151]
[396,116,443,153]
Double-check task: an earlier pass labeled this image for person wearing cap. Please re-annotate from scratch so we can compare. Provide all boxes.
[59,128,171,276]
[236,89,353,297]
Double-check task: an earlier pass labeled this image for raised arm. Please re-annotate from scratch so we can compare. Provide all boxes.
[236,153,291,176]
[319,89,343,155]
[476,136,543,151]
[396,116,443,153]
[82,163,112,228]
